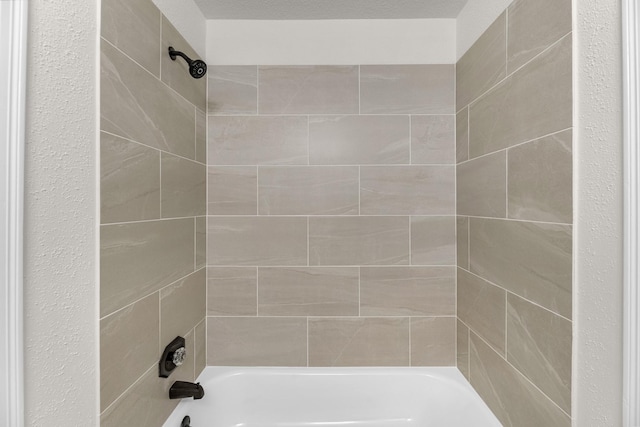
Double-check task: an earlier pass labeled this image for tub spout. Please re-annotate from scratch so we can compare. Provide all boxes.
[169,381,205,400]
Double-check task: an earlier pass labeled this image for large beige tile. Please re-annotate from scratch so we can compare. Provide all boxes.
[101,218,195,317]
[456,107,469,163]
[470,333,571,427]
[309,115,410,165]
[309,217,410,266]
[161,153,206,218]
[411,317,456,366]
[208,66,257,115]
[469,35,572,158]
[160,17,206,110]
[457,320,470,380]
[508,130,573,223]
[196,217,206,269]
[469,217,572,318]
[101,40,196,159]
[360,166,455,215]
[100,132,160,224]
[258,66,358,114]
[196,108,206,163]
[160,269,206,345]
[208,217,307,266]
[208,166,257,215]
[361,267,455,316]
[100,293,159,411]
[507,294,572,413]
[308,318,410,366]
[180,330,196,382]
[207,317,307,366]
[457,268,506,354]
[207,267,257,316]
[208,116,307,165]
[259,166,359,215]
[507,0,572,73]
[410,216,456,266]
[195,320,206,378]
[457,151,507,218]
[101,0,161,76]
[457,216,469,270]
[456,12,507,108]
[410,115,455,165]
[258,267,359,316]
[100,367,178,427]
[361,65,455,114]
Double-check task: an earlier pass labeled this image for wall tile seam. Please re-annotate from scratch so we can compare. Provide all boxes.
[455,126,573,166]
[101,36,202,125]
[460,30,573,111]
[99,320,203,416]
[100,214,207,227]
[457,266,573,323]
[458,213,573,227]
[99,130,206,167]
[468,328,572,419]
[100,266,207,321]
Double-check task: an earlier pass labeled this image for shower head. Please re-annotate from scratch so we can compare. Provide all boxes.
[168,47,207,79]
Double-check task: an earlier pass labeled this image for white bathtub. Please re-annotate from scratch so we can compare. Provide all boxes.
[163,367,502,427]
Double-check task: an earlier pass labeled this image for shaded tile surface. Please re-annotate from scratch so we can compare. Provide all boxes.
[360,166,455,215]
[309,115,410,165]
[207,317,307,366]
[360,267,455,316]
[208,166,257,215]
[258,267,359,316]
[161,153,206,218]
[100,132,160,224]
[411,317,456,366]
[470,333,570,427]
[508,130,572,223]
[469,217,572,318]
[208,116,308,165]
[361,65,455,114]
[208,217,307,266]
[258,65,358,114]
[259,166,359,215]
[457,216,469,270]
[457,320,470,380]
[309,317,410,366]
[457,151,507,218]
[410,216,456,266]
[507,294,572,413]
[207,267,257,316]
[309,217,410,266]
[208,66,257,115]
[410,115,455,165]
[100,293,159,410]
[457,268,506,354]
[456,107,469,163]
[160,269,206,345]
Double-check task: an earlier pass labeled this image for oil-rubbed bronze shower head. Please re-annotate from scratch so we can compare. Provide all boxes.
[168,46,207,79]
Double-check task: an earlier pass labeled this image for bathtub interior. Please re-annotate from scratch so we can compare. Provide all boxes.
[162,367,502,427]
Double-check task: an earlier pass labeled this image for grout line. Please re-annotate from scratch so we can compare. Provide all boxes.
[468,328,571,419]
[100,130,206,166]
[458,127,573,165]
[462,214,572,227]
[100,363,157,416]
[464,31,572,110]
[102,215,206,227]
[460,267,572,323]
[100,268,206,321]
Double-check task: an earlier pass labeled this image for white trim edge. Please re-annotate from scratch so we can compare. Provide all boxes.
[0,1,27,426]
[623,0,640,426]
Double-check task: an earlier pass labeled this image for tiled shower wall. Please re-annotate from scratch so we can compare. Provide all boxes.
[98,0,206,424]
[455,0,573,425]
[206,65,457,366]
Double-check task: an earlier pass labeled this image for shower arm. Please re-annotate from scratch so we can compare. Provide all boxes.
[168,47,193,64]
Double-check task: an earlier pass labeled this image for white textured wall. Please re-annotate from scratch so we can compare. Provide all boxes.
[456,0,514,59]
[206,19,456,65]
[24,0,99,425]
[574,0,624,425]
[153,0,207,58]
